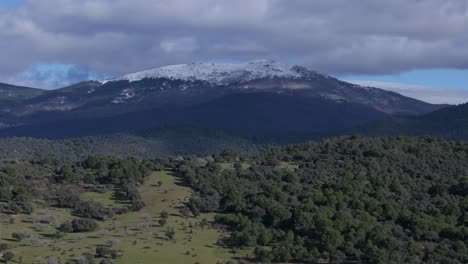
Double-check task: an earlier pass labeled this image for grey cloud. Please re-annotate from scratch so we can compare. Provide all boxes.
[1,0,468,88]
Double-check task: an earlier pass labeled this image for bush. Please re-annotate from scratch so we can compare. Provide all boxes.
[72,218,99,232]
[58,221,74,233]
[74,201,113,220]
[12,231,28,241]
[2,251,15,263]
[0,243,10,252]
[56,188,81,208]
[96,246,118,258]
[59,218,98,233]
[80,252,95,264]
[165,227,175,240]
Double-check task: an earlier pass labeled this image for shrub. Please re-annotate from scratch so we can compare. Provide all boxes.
[80,252,95,264]
[59,218,98,233]
[58,221,74,233]
[96,246,117,258]
[0,243,10,252]
[12,231,28,241]
[2,251,15,263]
[74,201,113,220]
[72,218,98,232]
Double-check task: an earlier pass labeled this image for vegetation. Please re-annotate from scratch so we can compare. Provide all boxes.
[0,126,275,162]
[1,136,467,263]
[0,159,234,263]
[358,102,468,140]
[178,136,468,263]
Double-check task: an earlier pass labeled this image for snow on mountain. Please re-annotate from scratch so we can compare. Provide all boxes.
[105,60,326,85]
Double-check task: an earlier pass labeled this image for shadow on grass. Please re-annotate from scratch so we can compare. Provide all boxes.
[110,188,132,205]
[1,238,17,242]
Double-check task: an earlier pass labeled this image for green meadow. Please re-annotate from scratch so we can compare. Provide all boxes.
[0,171,238,264]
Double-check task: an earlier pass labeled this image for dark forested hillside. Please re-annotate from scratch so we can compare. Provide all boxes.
[0,127,274,162]
[178,136,468,263]
[357,102,468,140]
[0,83,45,110]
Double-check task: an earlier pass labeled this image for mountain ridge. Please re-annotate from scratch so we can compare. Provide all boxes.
[0,60,447,138]
[104,59,328,85]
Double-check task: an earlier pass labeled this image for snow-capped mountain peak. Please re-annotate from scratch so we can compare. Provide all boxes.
[105,60,324,85]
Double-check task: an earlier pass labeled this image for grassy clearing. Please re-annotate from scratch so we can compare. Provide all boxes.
[0,171,235,263]
[275,161,299,171]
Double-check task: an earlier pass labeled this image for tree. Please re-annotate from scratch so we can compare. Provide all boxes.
[12,231,28,241]
[73,201,113,220]
[58,222,74,233]
[160,210,169,219]
[0,243,9,252]
[2,251,15,263]
[179,207,190,218]
[96,246,113,258]
[58,165,75,182]
[72,218,98,232]
[59,218,98,233]
[158,218,167,227]
[78,252,95,264]
[56,188,81,208]
[165,227,175,240]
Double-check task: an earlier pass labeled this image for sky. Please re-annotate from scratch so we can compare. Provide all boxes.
[0,0,468,104]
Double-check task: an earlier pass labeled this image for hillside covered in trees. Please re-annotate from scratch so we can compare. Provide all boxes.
[0,127,276,162]
[178,136,468,263]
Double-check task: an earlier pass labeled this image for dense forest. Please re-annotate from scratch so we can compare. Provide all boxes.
[0,127,275,162]
[178,136,468,263]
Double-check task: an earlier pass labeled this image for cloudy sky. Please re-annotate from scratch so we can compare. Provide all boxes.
[1,0,468,104]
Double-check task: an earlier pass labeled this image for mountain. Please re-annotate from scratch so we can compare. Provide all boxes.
[0,60,445,138]
[357,102,468,139]
[0,83,46,128]
[0,82,45,105]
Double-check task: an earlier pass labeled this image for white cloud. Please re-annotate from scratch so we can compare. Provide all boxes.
[348,80,468,105]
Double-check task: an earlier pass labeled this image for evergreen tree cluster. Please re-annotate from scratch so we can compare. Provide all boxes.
[178,136,468,263]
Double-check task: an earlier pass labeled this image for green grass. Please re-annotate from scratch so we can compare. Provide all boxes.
[275,161,299,171]
[0,171,237,263]
[81,189,129,209]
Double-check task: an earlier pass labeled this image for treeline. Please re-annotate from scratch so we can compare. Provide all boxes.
[0,159,55,214]
[178,136,468,263]
[0,156,154,216]
[55,156,154,215]
[0,126,273,162]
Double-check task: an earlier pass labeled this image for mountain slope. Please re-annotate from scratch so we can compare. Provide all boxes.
[0,126,272,162]
[357,102,468,139]
[0,92,386,138]
[0,60,444,138]
[0,82,45,100]
[0,82,45,108]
